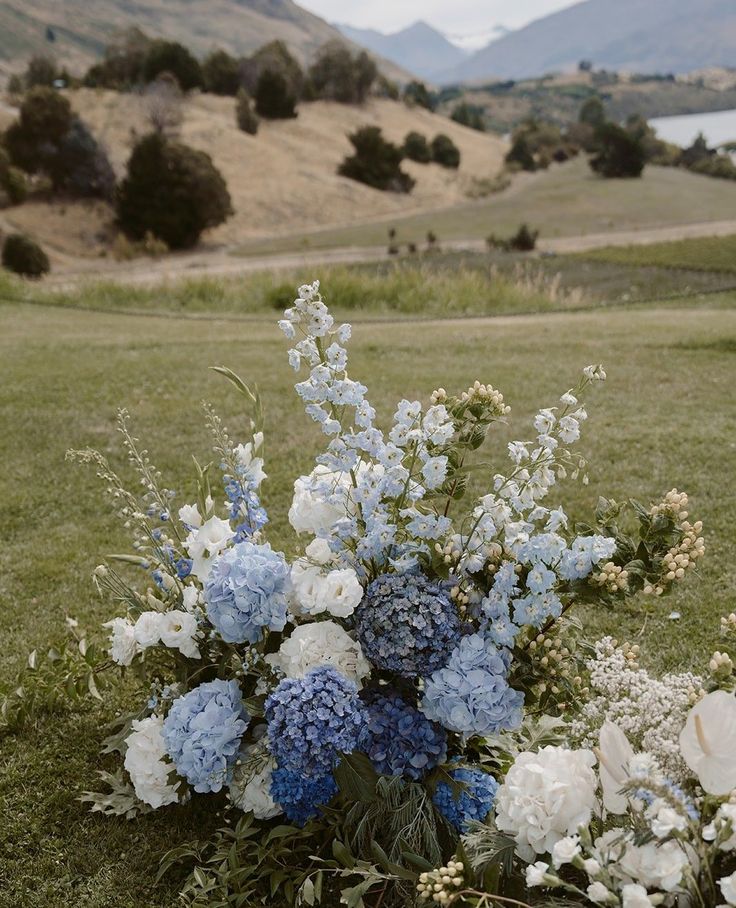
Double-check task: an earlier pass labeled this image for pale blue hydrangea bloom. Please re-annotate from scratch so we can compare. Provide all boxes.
[163,678,249,793]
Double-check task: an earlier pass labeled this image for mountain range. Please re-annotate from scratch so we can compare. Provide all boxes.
[443,0,736,83]
[335,20,468,82]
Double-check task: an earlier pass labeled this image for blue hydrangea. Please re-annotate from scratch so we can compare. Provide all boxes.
[421,633,524,737]
[354,572,465,678]
[359,691,447,781]
[204,541,289,644]
[265,667,366,775]
[432,764,500,832]
[270,767,337,826]
[162,678,249,793]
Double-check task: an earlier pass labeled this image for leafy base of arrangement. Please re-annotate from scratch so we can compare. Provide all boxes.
[60,281,733,908]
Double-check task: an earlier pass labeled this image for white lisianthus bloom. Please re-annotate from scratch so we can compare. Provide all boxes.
[679,690,736,795]
[719,871,736,906]
[305,537,334,566]
[267,621,370,685]
[134,611,163,648]
[159,610,200,659]
[495,746,598,861]
[597,830,688,892]
[289,466,347,535]
[321,568,363,618]
[181,585,201,613]
[124,716,179,809]
[621,885,656,908]
[598,721,635,814]
[647,800,687,838]
[551,834,581,869]
[525,861,550,886]
[584,858,602,876]
[229,746,281,820]
[714,803,736,851]
[289,561,324,615]
[185,515,235,581]
[587,882,614,904]
[104,617,139,666]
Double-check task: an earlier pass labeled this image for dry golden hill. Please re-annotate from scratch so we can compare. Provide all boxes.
[0,89,507,257]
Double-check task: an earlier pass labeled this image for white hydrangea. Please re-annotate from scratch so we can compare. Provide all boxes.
[104,617,139,666]
[124,716,179,809]
[495,746,598,861]
[229,751,281,820]
[720,871,736,906]
[267,621,370,685]
[570,637,702,780]
[184,515,235,580]
[290,562,363,619]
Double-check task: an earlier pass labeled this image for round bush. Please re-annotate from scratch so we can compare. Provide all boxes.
[431,134,461,169]
[116,133,233,249]
[255,69,297,120]
[403,131,431,163]
[2,233,50,278]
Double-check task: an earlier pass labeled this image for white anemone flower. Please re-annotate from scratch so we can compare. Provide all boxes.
[679,690,736,795]
[597,721,635,814]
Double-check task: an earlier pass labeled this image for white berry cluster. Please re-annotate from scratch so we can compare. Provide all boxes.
[721,612,736,637]
[417,860,464,903]
[528,632,576,700]
[457,381,510,416]
[570,637,703,780]
[591,561,629,593]
[709,650,734,680]
[644,491,704,596]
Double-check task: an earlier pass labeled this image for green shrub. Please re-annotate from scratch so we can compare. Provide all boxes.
[450,102,485,131]
[2,233,50,277]
[202,49,241,96]
[579,96,605,127]
[403,80,436,111]
[83,27,152,89]
[240,41,303,99]
[307,41,376,104]
[255,70,297,119]
[375,75,399,100]
[486,223,539,252]
[116,133,233,249]
[142,40,203,91]
[338,126,414,193]
[235,88,259,135]
[2,165,28,204]
[25,55,57,88]
[505,134,536,171]
[431,133,461,169]
[5,87,72,172]
[590,122,645,178]
[403,131,431,163]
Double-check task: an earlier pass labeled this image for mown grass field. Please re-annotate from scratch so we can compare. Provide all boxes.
[574,233,736,273]
[235,159,736,256]
[1,258,736,906]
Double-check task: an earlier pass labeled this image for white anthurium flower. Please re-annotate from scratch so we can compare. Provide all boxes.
[597,720,635,814]
[679,690,736,795]
[719,871,736,906]
[185,515,235,581]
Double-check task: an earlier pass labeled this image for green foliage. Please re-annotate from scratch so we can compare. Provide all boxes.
[255,69,298,120]
[116,132,233,249]
[450,102,486,132]
[486,224,539,252]
[402,131,431,164]
[307,41,377,104]
[431,133,461,169]
[25,54,58,88]
[142,40,203,91]
[241,40,304,99]
[403,80,436,111]
[235,88,259,135]
[572,233,736,274]
[590,122,646,178]
[1,232,50,277]
[0,623,107,733]
[202,49,241,96]
[505,134,536,171]
[338,126,414,193]
[83,26,152,89]
[374,74,399,100]
[0,147,28,204]
[578,95,605,127]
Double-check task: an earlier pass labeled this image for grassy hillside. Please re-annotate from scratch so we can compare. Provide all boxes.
[0,90,507,258]
[236,157,736,255]
[0,0,407,78]
[574,233,736,273]
[1,272,735,904]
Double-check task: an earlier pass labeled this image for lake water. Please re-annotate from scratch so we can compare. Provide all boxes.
[649,108,736,148]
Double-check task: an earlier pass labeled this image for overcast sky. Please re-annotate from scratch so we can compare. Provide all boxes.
[299,0,580,43]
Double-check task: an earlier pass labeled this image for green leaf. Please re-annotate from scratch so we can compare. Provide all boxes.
[332,840,355,870]
[210,366,258,405]
[401,852,434,872]
[333,752,379,803]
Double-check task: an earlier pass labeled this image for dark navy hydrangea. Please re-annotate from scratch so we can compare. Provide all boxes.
[359,691,447,781]
[265,667,367,775]
[162,678,249,793]
[432,764,499,832]
[354,572,464,678]
[421,633,524,737]
[204,540,289,644]
[270,767,337,826]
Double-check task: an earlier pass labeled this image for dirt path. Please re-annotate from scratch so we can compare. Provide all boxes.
[37,217,736,291]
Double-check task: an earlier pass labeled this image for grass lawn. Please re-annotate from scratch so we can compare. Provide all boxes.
[574,233,736,273]
[1,279,736,905]
[234,159,736,256]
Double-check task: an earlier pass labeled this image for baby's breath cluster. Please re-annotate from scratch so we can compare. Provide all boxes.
[416,860,464,903]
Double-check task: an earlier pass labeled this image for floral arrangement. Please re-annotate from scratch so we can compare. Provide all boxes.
[70,281,734,908]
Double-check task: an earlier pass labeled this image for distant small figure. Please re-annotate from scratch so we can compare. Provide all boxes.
[46,26,56,43]
[426,231,439,252]
[387,227,399,256]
